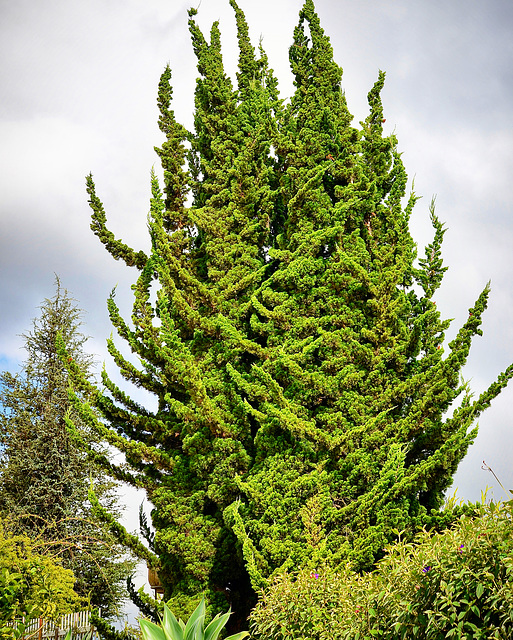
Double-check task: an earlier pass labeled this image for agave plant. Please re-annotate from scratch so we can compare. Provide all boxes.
[139,599,249,640]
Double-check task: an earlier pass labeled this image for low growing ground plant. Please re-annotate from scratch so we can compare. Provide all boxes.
[139,599,249,640]
[249,498,513,639]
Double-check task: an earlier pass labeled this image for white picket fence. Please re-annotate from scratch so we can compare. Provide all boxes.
[18,611,98,640]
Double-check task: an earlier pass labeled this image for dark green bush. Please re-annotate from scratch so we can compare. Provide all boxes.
[249,499,513,639]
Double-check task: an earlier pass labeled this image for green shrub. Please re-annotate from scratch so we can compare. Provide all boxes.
[249,565,354,640]
[0,520,80,640]
[249,499,513,639]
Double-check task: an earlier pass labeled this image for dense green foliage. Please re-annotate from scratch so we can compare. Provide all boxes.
[0,520,79,639]
[249,498,513,639]
[0,280,135,618]
[65,0,513,627]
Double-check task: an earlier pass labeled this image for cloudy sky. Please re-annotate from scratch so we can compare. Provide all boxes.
[1,0,513,610]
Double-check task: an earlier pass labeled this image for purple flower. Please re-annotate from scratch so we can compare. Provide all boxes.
[458,544,464,553]
[310,572,319,579]
[422,566,431,573]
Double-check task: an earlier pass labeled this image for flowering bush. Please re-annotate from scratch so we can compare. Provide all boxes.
[249,565,355,640]
[249,499,513,639]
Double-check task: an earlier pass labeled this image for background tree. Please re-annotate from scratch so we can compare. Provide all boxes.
[65,0,513,628]
[0,279,135,618]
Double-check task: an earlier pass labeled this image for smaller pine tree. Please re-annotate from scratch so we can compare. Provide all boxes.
[0,278,135,618]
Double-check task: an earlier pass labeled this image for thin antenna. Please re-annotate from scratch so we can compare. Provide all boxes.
[481,460,508,495]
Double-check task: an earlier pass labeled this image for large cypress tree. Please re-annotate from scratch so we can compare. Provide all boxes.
[66,0,513,625]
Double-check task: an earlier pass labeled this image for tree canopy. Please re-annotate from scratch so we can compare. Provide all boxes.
[64,0,513,627]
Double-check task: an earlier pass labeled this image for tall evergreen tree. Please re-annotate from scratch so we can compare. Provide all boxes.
[0,279,135,618]
[65,0,513,627]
